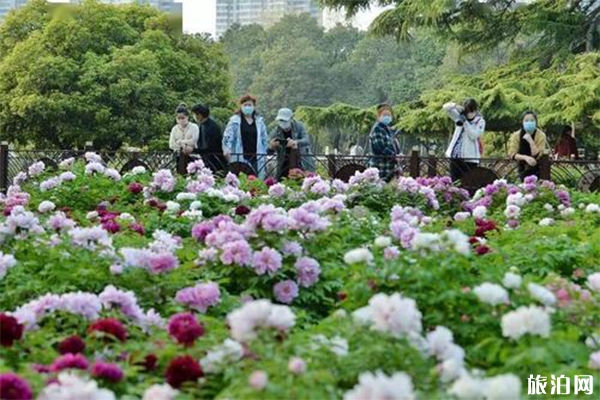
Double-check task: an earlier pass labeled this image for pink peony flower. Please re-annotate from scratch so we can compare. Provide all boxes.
[251,247,282,276]
[249,370,268,390]
[51,353,89,372]
[273,280,299,304]
[175,282,221,313]
[220,240,252,266]
[295,257,320,288]
[288,357,307,375]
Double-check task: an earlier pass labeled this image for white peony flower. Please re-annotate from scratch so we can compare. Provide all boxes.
[472,206,487,219]
[585,203,599,213]
[589,351,600,370]
[454,212,470,222]
[502,272,522,289]
[38,201,56,213]
[560,207,575,218]
[38,372,116,400]
[344,370,415,400]
[449,372,485,399]
[344,248,374,265]
[176,192,197,201]
[374,236,392,248]
[473,283,509,306]
[501,305,551,340]
[117,213,135,223]
[86,211,99,220]
[543,203,554,212]
[189,200,202,210]
[527,283,556,306]
[507,192,525,207]
[200,339,244,374]
[143,384,178,400]
[131,166,147,175]
[483,374,521,400]
[165,201,180,214]
[538,218,555,227]
[504,205,521,219]
[586,272,600,292]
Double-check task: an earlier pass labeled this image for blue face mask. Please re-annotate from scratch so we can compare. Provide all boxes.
[242,105,254,116]
[380,115,393,125]
[523,121,536,132]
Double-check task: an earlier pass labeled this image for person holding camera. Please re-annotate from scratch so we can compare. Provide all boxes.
[508,110,549,181]
[443,98,486,182]
[268,108,314,180]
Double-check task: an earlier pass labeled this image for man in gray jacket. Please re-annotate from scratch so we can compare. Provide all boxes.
[269,108,315,180]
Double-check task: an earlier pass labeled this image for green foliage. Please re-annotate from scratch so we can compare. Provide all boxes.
[0,0,231,150]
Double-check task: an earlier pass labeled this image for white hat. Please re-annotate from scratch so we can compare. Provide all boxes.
[275,108,293,122]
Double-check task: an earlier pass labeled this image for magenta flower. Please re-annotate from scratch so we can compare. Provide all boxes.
[130,222,145,236]
[102,220,121,234]
[175,282,221,313]
[264,177,277,187]
[128,182,144,194]
[168,312,204,346]
[282,241,303,256]
[91,361,124,383]
[58,335,86,355]
[295,257,321,288]
[51,353,89,372]
[251,247,282,276]
[220,240,252,266]
[273,280,299,304]
[0,373,32,400]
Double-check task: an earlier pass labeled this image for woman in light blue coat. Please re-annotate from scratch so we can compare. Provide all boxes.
[222,94,269,179]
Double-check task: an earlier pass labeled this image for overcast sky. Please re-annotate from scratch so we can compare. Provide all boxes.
[183,0,386,36]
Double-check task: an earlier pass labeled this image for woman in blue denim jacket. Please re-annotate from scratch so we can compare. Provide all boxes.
[222,94,269,179]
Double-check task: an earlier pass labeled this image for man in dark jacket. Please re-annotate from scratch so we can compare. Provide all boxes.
[191,104,227,174]
[268,108,315,180]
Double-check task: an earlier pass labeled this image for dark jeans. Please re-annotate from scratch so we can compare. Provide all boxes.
[518,164,539,182]
[450,159,477,182]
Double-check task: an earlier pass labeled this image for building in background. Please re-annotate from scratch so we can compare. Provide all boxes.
[0,0,182,22]
[216,0,322,37]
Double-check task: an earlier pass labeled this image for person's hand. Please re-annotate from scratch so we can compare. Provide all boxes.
[287,139,298,149]
[183,146,193,155]
[269,139,280,150]
[523,133,533,142]
[524,156,537,167]
[223,151,231,161]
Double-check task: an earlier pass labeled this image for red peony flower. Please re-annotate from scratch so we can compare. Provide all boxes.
[474,219,498,238]
[248,175,257,181]
[91,361,124,383]
[57,335,86,355]
[128,182,144,194]
[102,220,121,233]
[165,355,203,388]
[264,177,276,187]
[168,313,204,347]
[475,245,492,255]
[0,373,33,400]
[134,354,158,372]
[0,313,24,347]
[235,205,251,216]
[51,353,89,372]
[88,318,127,342]
[130,222,145,236]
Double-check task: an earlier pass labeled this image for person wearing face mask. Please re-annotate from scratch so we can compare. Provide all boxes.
[222,94,269,178]
[508,111,549,181]
[368,104,400,182]
[268,108,314,180]
[169,103,199,167]
[443,98,486,182]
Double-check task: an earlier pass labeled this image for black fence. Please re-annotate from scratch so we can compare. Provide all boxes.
[1,142,599,194]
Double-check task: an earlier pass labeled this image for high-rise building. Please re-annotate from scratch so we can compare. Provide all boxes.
[216,0,322,37]
[0,0,182,22]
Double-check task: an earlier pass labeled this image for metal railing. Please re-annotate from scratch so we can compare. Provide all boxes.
[1,142,599,193]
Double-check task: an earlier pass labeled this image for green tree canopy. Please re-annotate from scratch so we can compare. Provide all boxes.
[0,0,230,149]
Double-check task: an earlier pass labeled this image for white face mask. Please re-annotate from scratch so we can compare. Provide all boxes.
[278,121,292,131]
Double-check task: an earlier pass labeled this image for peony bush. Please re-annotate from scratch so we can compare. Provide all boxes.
[0,155,599,399]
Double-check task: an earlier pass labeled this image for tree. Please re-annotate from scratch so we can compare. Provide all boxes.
[320,0,600,60]
[0,0,230,149]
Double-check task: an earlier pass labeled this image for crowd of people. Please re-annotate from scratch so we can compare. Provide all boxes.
[169,95,580,183]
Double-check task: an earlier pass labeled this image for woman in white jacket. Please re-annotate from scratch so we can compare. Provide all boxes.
[169,103,199,155]
[443,98,485,182]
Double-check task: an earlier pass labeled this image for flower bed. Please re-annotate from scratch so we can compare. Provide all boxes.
[1,155,599,399]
